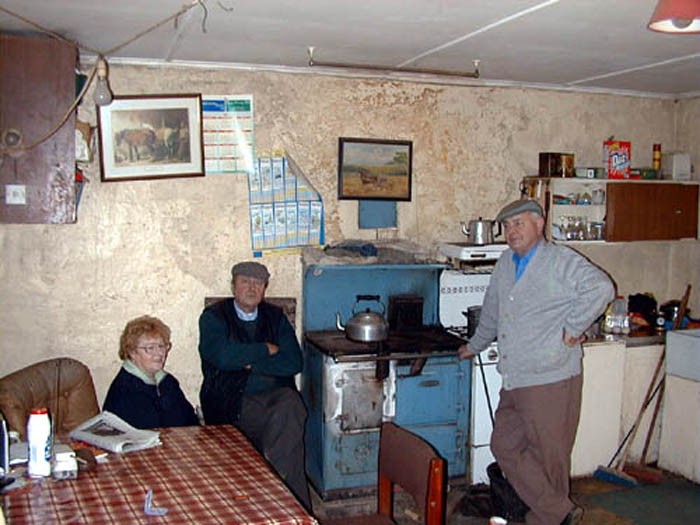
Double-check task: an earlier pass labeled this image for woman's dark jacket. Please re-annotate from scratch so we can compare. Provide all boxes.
[103,368,198,429]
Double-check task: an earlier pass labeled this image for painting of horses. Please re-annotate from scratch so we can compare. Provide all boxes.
[97,94,203,182]
[337,138,412,201]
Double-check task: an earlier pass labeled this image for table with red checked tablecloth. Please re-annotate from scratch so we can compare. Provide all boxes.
[3,425,318,524]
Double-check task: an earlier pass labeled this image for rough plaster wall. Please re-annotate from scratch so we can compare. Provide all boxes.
[576,240,699,312]
[0,63,698,409]
[673,96,700,313]
[677,97,700,172]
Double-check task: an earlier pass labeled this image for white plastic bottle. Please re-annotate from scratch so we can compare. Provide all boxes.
[27,408,52,478]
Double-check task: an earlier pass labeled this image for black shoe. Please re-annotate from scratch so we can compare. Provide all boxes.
[561,505,583,525]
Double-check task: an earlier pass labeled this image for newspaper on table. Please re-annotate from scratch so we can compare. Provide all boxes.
[69,411,161,453]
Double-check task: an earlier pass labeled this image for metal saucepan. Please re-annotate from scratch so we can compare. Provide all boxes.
[336,295,389,342]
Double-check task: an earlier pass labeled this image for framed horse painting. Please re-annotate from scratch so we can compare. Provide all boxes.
[337,137,412,201]
[97,94,204,182]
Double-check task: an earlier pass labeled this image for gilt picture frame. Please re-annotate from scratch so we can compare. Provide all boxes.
[97,94,204,182]
[337,137,412,201]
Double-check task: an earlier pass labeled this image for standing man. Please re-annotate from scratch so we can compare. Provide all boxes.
[198,261,311,510]
[459,199,614,525]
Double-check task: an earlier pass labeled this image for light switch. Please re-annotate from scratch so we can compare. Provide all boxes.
[5,184,26,205]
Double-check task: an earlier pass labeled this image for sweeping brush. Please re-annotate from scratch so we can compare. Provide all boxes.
[593,339,668,488]
[621,285,692,486]
[593,465,639,488]
[593,414,641,490]
[592,379,662,488]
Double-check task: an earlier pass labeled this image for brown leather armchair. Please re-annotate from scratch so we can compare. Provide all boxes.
[0,358,99,440]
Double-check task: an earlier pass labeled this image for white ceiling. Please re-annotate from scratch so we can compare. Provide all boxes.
[2,0,699,97]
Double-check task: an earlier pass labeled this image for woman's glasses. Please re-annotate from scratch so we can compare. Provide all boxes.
[136,343,172,355]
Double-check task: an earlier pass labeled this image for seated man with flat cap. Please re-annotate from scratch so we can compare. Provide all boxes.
[198,261,310,509]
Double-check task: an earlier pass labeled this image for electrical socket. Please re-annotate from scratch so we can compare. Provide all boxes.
[5,184,26,205]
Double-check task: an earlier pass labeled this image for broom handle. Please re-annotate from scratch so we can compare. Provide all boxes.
[638,284,691,465]
[606,378,663,468]
[618,284,691,470]
[615,348,665,469]
[640,377,664,465]
[675,285,691,332]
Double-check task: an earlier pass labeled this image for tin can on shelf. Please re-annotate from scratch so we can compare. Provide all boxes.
[27,408,52,478]
[653,143,661,171]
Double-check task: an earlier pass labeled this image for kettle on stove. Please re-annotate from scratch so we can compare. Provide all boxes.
[461,217,502,245]
[336,295,389,343]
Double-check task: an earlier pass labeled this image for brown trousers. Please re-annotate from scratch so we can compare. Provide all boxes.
[490,374,582,525]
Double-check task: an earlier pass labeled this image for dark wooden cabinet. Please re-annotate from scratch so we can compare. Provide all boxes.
[522,176,699,243]
[606,182,698,241]
[0,34,77,223]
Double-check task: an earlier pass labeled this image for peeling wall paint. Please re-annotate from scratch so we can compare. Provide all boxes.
[1,64,697,409]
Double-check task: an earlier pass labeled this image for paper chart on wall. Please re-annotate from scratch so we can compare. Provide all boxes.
[248,152,324,252]
[202,95,255,174]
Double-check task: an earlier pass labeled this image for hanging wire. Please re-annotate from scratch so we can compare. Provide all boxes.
[0,0,213,157]
[198,1,209,34]
[103,0,207,56]
[217,2,235,12]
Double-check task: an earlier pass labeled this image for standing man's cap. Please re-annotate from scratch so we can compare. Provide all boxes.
[496,199,544,222]
[231,261,270,282]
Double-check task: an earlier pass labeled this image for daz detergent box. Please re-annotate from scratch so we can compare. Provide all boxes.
[604,140,631,179]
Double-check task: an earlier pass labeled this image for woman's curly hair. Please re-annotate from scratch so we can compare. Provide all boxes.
[119,315,171,360]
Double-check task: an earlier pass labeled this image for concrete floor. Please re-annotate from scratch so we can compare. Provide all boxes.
[311,476,638,524]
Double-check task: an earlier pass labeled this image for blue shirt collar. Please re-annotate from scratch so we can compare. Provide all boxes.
[234,300,258,321]
[512,242,540,281]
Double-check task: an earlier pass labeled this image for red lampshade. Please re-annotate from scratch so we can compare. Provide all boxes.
[648,0,700,33]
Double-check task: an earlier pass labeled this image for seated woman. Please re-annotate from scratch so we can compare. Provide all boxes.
[104,315,198,429]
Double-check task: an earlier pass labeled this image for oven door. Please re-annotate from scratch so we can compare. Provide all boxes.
[340,368,384,431]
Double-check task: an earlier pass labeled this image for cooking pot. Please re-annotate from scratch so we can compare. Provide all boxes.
[464,306,482,338]
[461,218,502,245]
[336,295,389,342]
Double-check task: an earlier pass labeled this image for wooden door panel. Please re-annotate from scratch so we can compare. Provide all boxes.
[0,35,76,223]
[606,183,698,241]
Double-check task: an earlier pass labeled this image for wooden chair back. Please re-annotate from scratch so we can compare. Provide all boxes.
[378,422,446,525]
[323,422,445,524]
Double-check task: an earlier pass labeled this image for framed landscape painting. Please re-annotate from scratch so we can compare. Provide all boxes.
[337,137,412,200]
[97,94,204,182]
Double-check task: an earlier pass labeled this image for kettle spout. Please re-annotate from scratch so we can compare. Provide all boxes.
[460,221,470,236]
[336,312,345,331]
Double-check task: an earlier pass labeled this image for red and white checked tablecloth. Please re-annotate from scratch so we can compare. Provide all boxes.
[3,425,318,524]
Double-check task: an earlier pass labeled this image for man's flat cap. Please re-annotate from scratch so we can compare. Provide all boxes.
[231,261,270,282]
[496,199,544,222]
